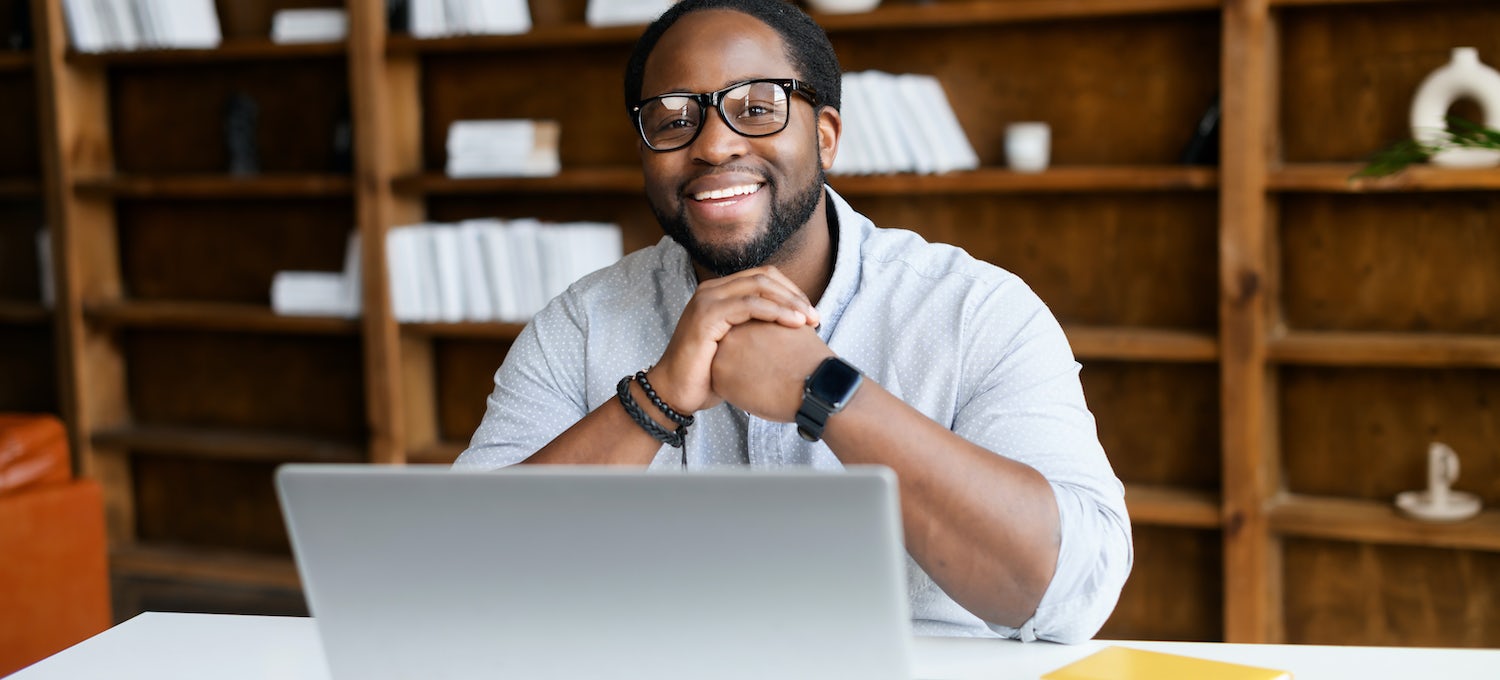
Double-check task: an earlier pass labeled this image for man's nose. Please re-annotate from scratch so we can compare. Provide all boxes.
[689,107,750,163]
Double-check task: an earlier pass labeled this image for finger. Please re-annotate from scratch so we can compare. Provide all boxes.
[701,269,819,326]
[716,294,812,329]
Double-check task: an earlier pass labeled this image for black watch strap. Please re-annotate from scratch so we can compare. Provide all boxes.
[796,401,835,442]
[796,357,863,443]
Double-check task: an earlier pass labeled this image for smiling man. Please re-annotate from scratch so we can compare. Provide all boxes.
[455,0,1132,643]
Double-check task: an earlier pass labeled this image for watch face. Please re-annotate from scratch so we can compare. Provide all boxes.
[808,357,863,408]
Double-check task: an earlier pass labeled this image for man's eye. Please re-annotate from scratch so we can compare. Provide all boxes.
[654,117,696,133]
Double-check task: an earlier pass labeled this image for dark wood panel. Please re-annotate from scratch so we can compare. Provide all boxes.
[1280,367,1500,505]
[0,325,57,412]
[1279,3,1500,163]
[1280,194,1500,334]
[132,456,291,554]
[111,574,307,624]
[0,203,44,300]
[211,0,344,41]
[1082,361,1221,491]
[1283,539,1500,647]
[110,60,349,174]
[124,330,366,439]
[117,198,353,303]
[853,193,1219,329]
[426,194,664,255]
[435,338,516,442]
[1099,526,1223,642]
[830,14,1220,167]
[0,73,39,176]
[421,44,639,170]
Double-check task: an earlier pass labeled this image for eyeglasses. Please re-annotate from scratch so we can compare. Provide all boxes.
[630,78,820,152]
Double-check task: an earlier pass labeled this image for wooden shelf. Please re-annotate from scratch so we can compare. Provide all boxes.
[0,301,51,325]
[388,0,1217,54]
[68,38,345,67]
[1270,330,1500,369]
[400,320,528,340]
[1065,326,1219,363]
[1124,483,1222,529]
[396,166,1217,197]
[1269,0,1455,7]
[1270,494,1500,553]
[91,424,364,464]
[1269,163,1500,193]
[0,177,42,199]
[75,173,354,199]
[0,51,32,72]
[85,300,359,336]
[112,544,301,590]
[409,440,467,466]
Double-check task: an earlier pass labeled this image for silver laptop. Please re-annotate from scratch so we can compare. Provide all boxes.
[276,464,914,680]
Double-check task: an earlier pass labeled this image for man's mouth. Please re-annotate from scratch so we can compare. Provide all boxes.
[691,183,763,201]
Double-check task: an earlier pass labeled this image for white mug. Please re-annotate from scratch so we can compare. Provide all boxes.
[1006,122,1051,173]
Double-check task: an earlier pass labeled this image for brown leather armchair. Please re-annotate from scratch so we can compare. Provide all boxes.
[0,414,111,676]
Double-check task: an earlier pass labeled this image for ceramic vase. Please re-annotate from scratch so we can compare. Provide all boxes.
[1410,47,1500,168]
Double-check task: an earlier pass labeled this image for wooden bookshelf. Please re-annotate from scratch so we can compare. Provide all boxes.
[19,0,1500,647]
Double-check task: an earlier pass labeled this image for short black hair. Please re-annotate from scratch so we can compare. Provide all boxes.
[623,0,842,115]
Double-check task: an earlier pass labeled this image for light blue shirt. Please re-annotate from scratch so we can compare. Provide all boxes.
[456,187,1132,643]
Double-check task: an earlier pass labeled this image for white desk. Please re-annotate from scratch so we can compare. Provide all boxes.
[9,612,1499,679]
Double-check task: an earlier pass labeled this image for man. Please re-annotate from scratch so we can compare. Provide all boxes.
[455,0,1131,644]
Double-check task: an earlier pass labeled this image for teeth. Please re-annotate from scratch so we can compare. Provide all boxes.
[693,184,760,201]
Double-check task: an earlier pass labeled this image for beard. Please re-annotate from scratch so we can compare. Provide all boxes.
[652,165,826,277]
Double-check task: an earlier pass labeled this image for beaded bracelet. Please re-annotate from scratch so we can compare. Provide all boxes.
[617,374,685,448]
[634,370,694,428]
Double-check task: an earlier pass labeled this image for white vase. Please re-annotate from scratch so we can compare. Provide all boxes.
[1409,47,1500,168]
[805,0,881,14]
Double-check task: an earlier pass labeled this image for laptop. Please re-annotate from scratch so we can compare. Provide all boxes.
[275,464,915,680]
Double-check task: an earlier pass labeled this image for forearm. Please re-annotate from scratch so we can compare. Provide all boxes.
[521,379,678,466]
[823,380,1061,627]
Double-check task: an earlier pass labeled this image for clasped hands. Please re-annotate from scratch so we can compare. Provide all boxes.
[647,266,835,423]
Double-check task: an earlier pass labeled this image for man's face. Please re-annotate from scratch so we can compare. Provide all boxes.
[636,10,837,277]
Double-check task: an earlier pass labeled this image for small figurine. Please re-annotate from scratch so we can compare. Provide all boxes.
[1395,441,1482,522]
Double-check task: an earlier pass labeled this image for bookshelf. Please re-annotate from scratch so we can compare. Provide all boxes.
[22,0,1500,645]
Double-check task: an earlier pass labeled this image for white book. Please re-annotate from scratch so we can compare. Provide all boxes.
[410,0,448,38]
[478,0,530,35]
[89,0,122,51]
[131,0,159,47]
[384,228,418,322]
[861,71,919,173]
[61,0,105,53]
[842,73,893,173]
[504,218,545,319]
[457,220,497,321]
[571,221,623,283]
[585,0,673,27]
[914,74,979,171]
[162,0,221,49]
[36,228,54,309]
[429,224,466,323]
[271,8,348,44]
[885,72,945,175]
[472,220,520,323]
[271,271,349,317]
[829,73,866,175]
[412,225,443,321]
[110,0,143,50]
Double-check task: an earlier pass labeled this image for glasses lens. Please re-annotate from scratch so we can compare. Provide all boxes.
[724,81,789,136]
[640,95,701,150]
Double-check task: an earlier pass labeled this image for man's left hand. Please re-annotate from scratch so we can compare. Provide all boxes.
[710,321,834,422]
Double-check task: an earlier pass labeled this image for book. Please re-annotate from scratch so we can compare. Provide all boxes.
[445,119,561,178]
[270,8,348,44]
[1043,646,1291,680]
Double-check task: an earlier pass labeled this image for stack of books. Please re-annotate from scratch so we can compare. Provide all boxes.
[407,0,531,38]
[385,219,623,324]
[270,8,348,44]
[584,0,676,27]
[830,71,980,176]
[446,119,561,178]
[271,233,362,318]
[62,0,221,53]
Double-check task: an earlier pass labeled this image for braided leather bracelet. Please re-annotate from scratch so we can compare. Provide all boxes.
[617,374,685,448]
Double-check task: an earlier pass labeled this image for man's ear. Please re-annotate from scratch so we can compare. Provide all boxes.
[816,106,842,171]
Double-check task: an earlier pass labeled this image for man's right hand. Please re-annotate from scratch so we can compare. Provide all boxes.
[648,265,821,415]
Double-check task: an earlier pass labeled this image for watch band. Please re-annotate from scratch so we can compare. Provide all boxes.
[796,357,863,443]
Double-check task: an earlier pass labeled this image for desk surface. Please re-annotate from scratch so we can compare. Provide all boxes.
[9,612,1500,679]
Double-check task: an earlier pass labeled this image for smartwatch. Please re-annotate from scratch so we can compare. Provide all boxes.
[796,357,864,442]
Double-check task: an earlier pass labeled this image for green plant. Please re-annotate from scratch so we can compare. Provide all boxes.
[1355,115,1500,178]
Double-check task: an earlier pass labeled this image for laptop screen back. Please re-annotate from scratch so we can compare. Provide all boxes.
[276,464,914,680]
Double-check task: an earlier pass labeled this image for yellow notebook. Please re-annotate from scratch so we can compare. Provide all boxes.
[1043,646,1292,680]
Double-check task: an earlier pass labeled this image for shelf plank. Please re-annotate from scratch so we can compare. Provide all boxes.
[409,440,467,466]
[0,177,43,199]
[74,173,354,199]
[393,168,643,195]
[400,320,528,340]
[91,424,364,464]
[1124,483,1222,529]
[0,301,51,325]
[0,51,31,72]
[86,300,360,335]
[1270,494,1500,553]
[396,166,1217,197]
[1269,163,1500,193]
[1270,330,1500,369]
[1065,325,1219,363]
[111,544,301,591]
[389,0,1218,54]
[1269,0,1453,7]
[68,38,345,67]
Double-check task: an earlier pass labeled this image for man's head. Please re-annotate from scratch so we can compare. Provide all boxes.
[624,0,844,277]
